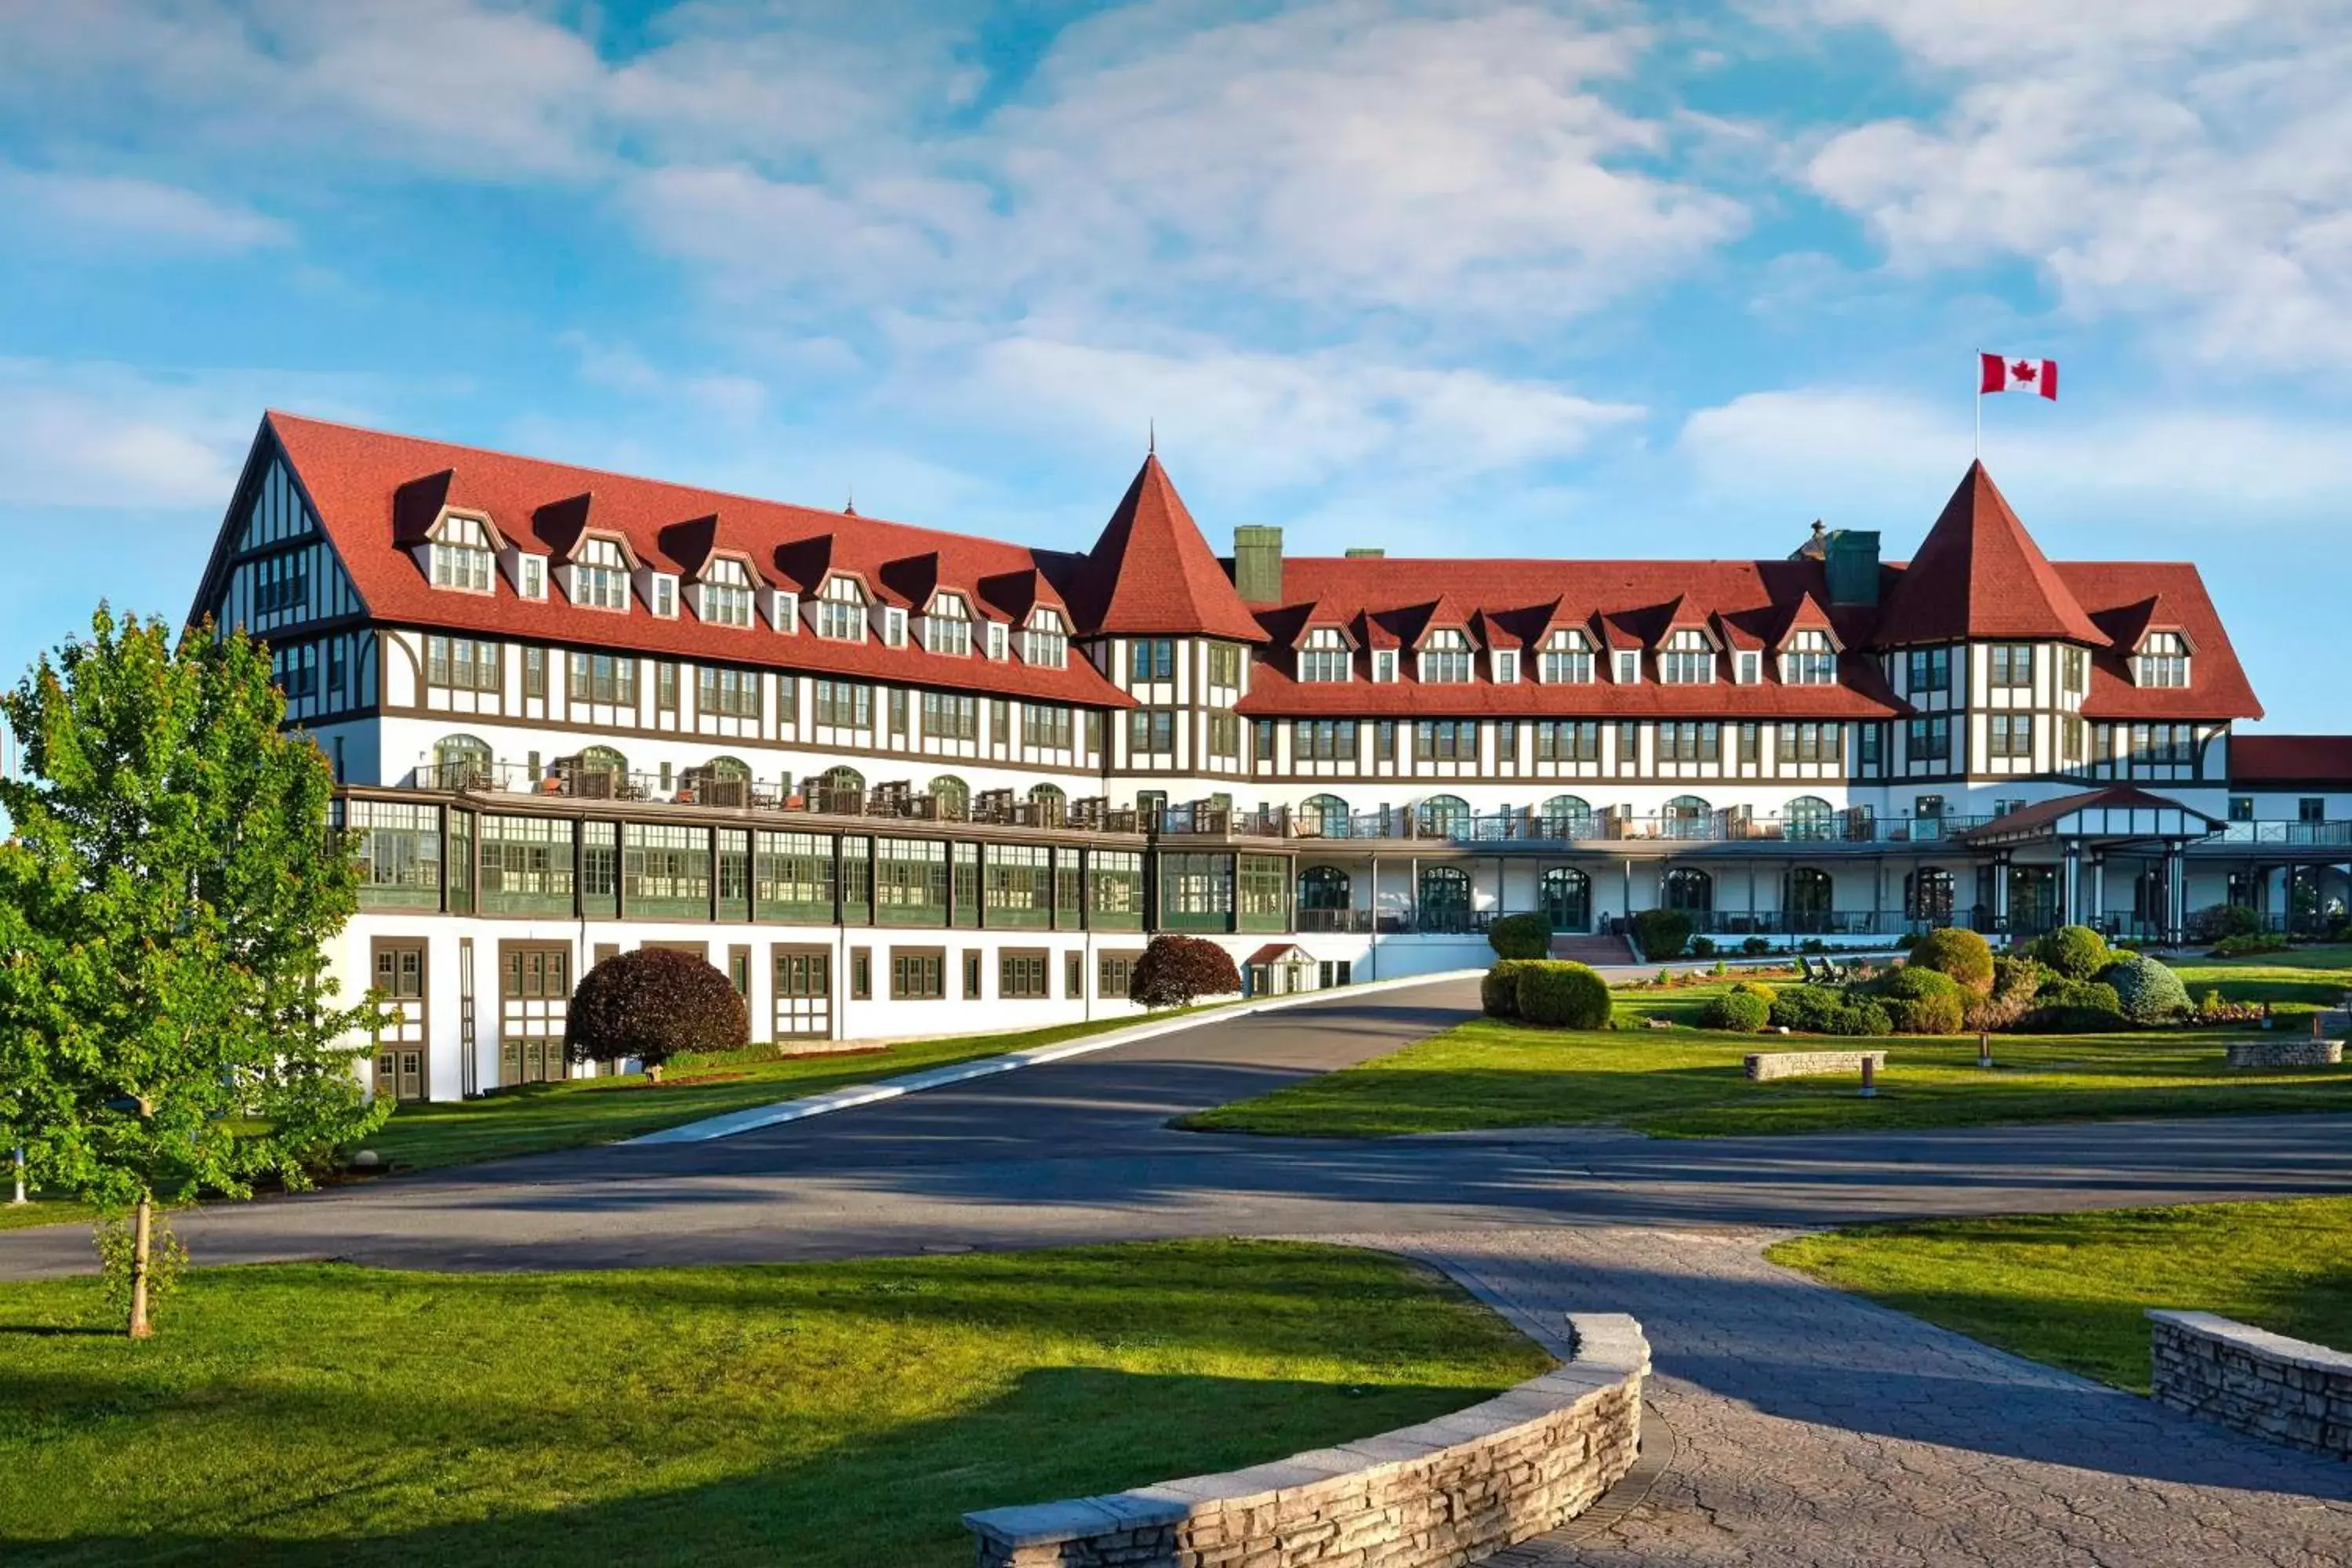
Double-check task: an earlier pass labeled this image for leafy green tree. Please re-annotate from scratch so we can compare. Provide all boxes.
[0,608,390,1337]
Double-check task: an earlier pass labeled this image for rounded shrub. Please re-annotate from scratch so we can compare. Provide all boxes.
[1486,912,1553,961]
[1768,985,1891,1036]
[1131,935,1243,1009]
[566,947,749,1080]
[1729,978,1777,1008]
[1700,989,1769,1033]
[2031,924,2109,981]
[1907,927,1994,994]
[1878,965,1965,1035]
[1482,960,1543,1018]
[2020,978,2125,1033]
[1740,935,1772,956]
[2194,902,2264,942]
[2100,954,2190,1025]
[1632,908,1692,960]
[1990,954,2051,1002]
[1515,961,1613,1029]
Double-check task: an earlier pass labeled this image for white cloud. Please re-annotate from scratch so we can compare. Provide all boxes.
[561,334,770,429]
[1,166,289,251]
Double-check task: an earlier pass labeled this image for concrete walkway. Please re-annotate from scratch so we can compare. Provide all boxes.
[1385,1226,2352,1568]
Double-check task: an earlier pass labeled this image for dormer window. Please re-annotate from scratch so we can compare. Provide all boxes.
[1615,650,1639,684]
[1298,626,1351,683]
[1736,652,1760,684]
[1373,649,1398,684]
[649,574,678,619]
[985,621,1007,661]
[1539,630,1592,684]
[1022,610,1069,669]
[430,515,495,593]
[1782,630,1837,686]
[815,576,867,642]
[701,558,755,628]
[517,555,546,601]
[924,593,971,656]
[1659,629,1714,684]
[882,606,908,648]
[574,537,630,612]
[2138,632,2188,688]
[1492,649,1519,684]
[1420,628,1474,684]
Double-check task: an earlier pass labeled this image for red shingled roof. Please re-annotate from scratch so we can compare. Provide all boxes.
[1073,455,1266,643]
[2056,563,2259,720]
[2230,735,2352,786]
[251,412,1128,708]
[1875,463,2108,647]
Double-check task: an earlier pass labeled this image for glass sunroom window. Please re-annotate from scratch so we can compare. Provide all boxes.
[622,823,710,917]
[343,800,441,909]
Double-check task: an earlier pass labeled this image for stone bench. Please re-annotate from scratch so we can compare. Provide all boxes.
[2224,1040,2343,1069]
[964,1312,1651,1568]
[1744,1049,1887,1082]
[2148,1310,2352,1458]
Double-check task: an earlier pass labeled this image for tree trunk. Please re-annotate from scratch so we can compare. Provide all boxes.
[128,1196,154,1340]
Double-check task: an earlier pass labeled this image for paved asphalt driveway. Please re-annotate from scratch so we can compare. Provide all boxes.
[2,975,2347,1277]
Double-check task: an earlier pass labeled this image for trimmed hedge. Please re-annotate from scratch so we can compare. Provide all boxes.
[1632,908,1692,960]
[2194,902,2264,942]
[1768,985,1893,1036]
[2100,954,2190,1024]
[566,947,750,1075]
[2020,978,2125,1033]
[1877,965,1965,1035]
[1700,989,1770,1033]
[2211,933,2291,958]
[1486,913,1553,961]
[1482,960,1544,1018]
[1990,954,2051,1002]
[2030,924,2109,982]
[1907,927,1994,994]
[1515,961,1613,1029]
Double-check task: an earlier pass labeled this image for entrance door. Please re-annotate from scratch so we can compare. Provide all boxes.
[1540,867,1592,931]
[772,947,831,1039]
[2009,866,2060,936]
[371,942,428,1102]
[499,944,572,1085]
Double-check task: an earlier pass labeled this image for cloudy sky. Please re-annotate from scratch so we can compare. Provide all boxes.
[3,0,2349,724]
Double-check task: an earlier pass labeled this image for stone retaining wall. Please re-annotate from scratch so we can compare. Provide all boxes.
[1744,1049,1886,1082]
[2223,1040,2343,1069]
[2148,1310,2352,1458]
[964,1312,1650,1568]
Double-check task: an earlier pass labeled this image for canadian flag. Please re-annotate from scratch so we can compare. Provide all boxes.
[1980,353,2058,400]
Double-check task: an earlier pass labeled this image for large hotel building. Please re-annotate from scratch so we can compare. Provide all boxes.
[191,413,2350,1102]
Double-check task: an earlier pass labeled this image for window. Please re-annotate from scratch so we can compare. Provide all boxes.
[1988,713,2033,758]
[1778,722,1843,764]
[1372,650,1398,683]
[574,536,630,611]
[1657,722,1720,763]
[1990,643,2034,688]
[1022,610,1069,669]
[874,838,949,920]
[984,621,1007,661]
[1238,855,1286,921]
[851,947,872,1000]
[1493,650,1519,684]
[702,558,756,628]
[2138,633,2188,688]
[1022,704,1074,750]
[2227,796,2253,822]
[518,555,546,601]
[1907,715,1951,763]
[920,691,978,741]
[254,551,311,615]
[1860,724,1882,767]
[654,660,679,714]
[1129,709,1178,755]
[1737,652,1760,685]
[1617,720,1640,769]
[1000,952,1049,999]
[1413,720,1478,761]
[817,576,868,641]
[2129,723,2194,764]
[650,575,677,618]
[1294,720,1357,762]
[424,635,501,693]
[698,666,760,719]
[754,830,836,916]
[522,646,546,699]
[622,823,711,917]
[1534,720,1599,762]
[2063,644,2090,693]
[924,593,972,656]
[891,949,946,1000]
[1254,720,1276,764]
[814,678,871,728]
[1906,646,1951,693]
[1065,951,1083,998]
[1659,629,1714,684]
[1739,722,1760,764]
[1206,642,1242,688]
[1207,712,1241,757]
[985,844,1051,924]
[1160,852,1235,917]
[1615,650,1640,684]
[2060,714,2084,765]
[1539,631,1592,684]
[1782,630,1836,685]
[1098,951,1138,1000]
[1129,638,1175,682]
[343,800,441,909]
[881,607,907,647]
[1375,720,1397,762]
[479,816,575,916]
[430,515,495,592]
[2301,797,2326,823]
[1419,628,1474,684]
[1298,626,1352,683]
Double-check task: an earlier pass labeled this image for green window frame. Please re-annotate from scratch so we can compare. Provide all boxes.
[1087,849,1144,931]
[623,822,712,919]
[1158,851,1235,933]
[875,837,949,926]
[343,800,443,910]
[754,830,837,924]
[478,815,575,917]
[984,844,1051,930]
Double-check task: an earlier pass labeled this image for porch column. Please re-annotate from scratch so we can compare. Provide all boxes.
[1621,858,1632,924]
[2169,845,2188,943]
[2092,855,2106,932]
[2062,842,2082,927]
[1993,851,2012,929]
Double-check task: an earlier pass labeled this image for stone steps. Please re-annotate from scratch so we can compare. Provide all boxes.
[1551,934,1635,965]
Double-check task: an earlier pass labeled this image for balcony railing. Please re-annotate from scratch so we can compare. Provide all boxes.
[2208,821,2352,847]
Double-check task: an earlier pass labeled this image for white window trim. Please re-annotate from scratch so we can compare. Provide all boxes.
[883,606,909,648]
[1492,649,1519,684]
[1736,651,1759,684]
[763,586,800,633]
[985,621,1008,661]
[1372,649,1398,684]
[514,554,546,601]
[640,569,680,619]
[1615,650,1639,684]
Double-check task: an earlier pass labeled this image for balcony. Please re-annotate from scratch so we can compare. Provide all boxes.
[2206,821,2352,848]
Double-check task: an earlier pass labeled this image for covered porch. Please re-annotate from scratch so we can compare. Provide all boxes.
[1958,786,2223,944]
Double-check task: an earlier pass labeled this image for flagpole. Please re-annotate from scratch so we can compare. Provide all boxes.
[1973,350,1981,463]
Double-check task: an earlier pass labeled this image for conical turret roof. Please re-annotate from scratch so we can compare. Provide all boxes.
[1076,454,1266,642]
[1877,463,2107,646]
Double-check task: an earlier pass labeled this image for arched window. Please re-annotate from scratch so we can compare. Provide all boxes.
[1418,865,1472,931]
[1539,794,1592,837]
[1784,867,1834,932]
[432,733,492,788]
[1664,795,1711,836]
[1029,782,1066,827]
[1662,866,1713,913]
[930,775,971,821]
[1905,867,1955,924]
[1298,866,1352,910]
[1541,866,1591,931]
[1417,794,1472,840]
[707,756,750,781]
[1299,793,1352,838]
[1784,796,1835,841]
[817,765,865,811]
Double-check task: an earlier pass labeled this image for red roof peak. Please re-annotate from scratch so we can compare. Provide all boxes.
[1079,453,1266,643]
[1875,463,2107,647]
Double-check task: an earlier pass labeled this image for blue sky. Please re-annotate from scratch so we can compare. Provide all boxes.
[3,1,2350,727]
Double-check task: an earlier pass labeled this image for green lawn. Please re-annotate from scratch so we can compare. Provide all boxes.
[368,1012,1175,1172]
[1182,966,2352,1140]
[0,1199,96,1232]
[0,1239,1546,1567]
[2168,947,2352,1010]
[1769,1197,2352,1393]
